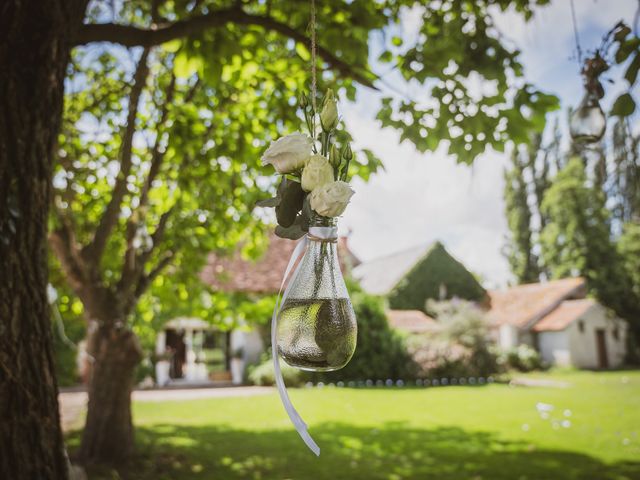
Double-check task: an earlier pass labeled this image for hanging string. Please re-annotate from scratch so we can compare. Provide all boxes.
[570,0,583,66]
[310,0,318,113]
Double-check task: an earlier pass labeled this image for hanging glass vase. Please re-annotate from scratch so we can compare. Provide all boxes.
[570,89,606,144]
[276,214,357,371]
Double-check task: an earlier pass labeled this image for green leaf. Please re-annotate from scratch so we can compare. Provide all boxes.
[275,216,306,240]
[275,179,304,228]
[163,39,182,53]
[174,53,201,78]
[624,53,640,86]
[295,43,310,61]
[255,197,280,208]
[611,93,636,117]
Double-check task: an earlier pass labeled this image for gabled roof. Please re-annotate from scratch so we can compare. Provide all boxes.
[352,244,432,295]
[201,233,359,294]
[386,309,439,333]
[487,277,587,329]
[532,299,597,332]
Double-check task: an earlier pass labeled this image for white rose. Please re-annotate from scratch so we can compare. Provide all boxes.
[309,181,354,217]
[301,154,334,192]
[261,133,313,174]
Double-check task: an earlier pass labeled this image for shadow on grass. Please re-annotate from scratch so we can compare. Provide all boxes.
[68,423,640,480]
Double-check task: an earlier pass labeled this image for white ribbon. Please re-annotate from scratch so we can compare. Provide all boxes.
[271,226,337,457]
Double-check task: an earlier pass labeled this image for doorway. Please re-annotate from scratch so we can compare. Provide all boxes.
[165,328,186,378]
[595,329,609,369]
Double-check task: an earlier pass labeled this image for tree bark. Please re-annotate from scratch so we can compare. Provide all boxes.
[78,321,142,465]
[0,1,88,479]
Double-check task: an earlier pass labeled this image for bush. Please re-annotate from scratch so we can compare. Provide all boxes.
[248,352,305,387]
[499,344,545,372]
[313,281,416,382]
[408,299,499,378]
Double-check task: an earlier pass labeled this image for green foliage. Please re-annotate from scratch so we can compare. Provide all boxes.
[503,147,540,283]
[53,0,559,345]
[610,23,640,118]
[408,300,499,378]
[248,351,304,387]
[388,242,486,312]
[499,344,545,372]
[314,281,415,382]
[540,158,640,332]
[619,222,640,301]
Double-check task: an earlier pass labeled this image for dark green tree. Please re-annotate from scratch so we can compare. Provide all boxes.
[540,158,640,335]
[503,147,539,283]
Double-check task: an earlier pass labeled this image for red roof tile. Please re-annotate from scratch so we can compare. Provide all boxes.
[487,277,587,328]
[386,309,439,333]
[532,299,596,332]
[201,233,359,294]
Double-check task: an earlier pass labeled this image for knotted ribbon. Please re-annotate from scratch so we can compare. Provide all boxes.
[271,225,338,456]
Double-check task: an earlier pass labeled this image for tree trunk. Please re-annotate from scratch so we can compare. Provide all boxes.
[78,323,142,465]
[0,1,88,479]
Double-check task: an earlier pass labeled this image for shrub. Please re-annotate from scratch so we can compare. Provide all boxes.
[408,299,499,378]
[248,352,305,387]
[314,281,416,382]
[499,344,545,372]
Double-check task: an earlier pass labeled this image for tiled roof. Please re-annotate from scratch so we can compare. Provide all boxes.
[532,299,597,332]
[201,233,360,294]
[352,244,430,295]
[487,277,587,329]
[387,309,439,333]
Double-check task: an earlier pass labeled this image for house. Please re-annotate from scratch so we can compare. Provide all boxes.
[386,309,439,334]
[353,241,487,311]
[487,278,627,368]
[156,233,359,385]
[354,242,627,369]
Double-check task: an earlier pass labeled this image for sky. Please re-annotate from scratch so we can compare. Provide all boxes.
[340,0,639,289]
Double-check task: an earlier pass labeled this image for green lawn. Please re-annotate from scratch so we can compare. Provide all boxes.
[70,370,640,479]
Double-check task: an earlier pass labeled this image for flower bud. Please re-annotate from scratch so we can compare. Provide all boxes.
[299,92,309,109]
[342,142,353,161]
[320,89,338,131]
[301,154,334,192]
[329,144,341,168]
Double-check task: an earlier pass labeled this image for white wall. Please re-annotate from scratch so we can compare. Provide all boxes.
[567,304,627,369]
[538,330,571,367]
[230,328,264,365]
[499,324,519,349]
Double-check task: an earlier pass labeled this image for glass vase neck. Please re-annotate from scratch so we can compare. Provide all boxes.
[310,213,337,228]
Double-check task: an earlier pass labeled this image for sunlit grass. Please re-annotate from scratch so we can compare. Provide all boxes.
[68,370,640,479]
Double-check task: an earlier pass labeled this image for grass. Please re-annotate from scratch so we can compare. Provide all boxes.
[68,370,640,479]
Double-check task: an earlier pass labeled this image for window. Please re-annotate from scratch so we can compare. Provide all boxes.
[612,327,619,341]
[578,320,585,333]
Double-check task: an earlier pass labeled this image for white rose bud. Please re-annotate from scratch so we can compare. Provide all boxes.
[320,89,339,132]
[301,154,334,192]
[309,180,354,217]
[261,132,313,174]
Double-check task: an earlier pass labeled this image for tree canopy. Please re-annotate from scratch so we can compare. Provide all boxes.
[46,0,568,465]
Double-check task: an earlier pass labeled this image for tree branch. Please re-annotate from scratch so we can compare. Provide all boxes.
[133,251,174,300]
[74,7,377,89]
[49,220,88,294]
[84,47,151,263]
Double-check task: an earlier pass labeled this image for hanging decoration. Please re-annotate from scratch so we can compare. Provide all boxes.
[568,1,636,144]
[568,0,608,144]
[255,0,357,456]
[569,53,608,144]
